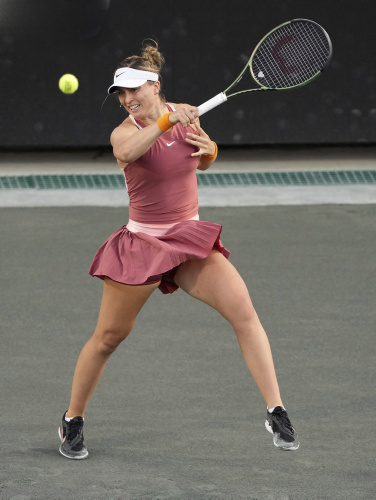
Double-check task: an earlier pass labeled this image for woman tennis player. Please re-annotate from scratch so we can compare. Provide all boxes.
[58,42,299,459]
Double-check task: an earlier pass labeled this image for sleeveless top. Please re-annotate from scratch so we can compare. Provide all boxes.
[122,104,200,224]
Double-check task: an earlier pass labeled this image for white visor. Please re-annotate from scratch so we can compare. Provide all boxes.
[108,67,158,93]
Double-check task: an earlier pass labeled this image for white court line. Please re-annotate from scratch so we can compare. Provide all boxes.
[1,185,376,207]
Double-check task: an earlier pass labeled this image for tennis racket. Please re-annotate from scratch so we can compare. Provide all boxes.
[197,18,332,116]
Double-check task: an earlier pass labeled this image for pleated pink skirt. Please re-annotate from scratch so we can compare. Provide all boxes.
[89,220,231,294]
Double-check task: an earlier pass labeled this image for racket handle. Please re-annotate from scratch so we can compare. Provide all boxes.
[197,92,227,116]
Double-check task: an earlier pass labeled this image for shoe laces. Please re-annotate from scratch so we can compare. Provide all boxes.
[66,419,84,444]
[273,407,294,431]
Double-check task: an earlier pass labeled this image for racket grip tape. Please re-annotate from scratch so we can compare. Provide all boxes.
[197,93,227,116]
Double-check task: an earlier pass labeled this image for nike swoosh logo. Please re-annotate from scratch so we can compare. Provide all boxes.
[166,141,175,146]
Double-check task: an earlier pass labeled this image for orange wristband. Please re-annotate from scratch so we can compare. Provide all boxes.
[157,112,173,132]
[202,141,218,161]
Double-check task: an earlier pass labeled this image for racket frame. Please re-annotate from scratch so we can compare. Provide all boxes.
[198,19,332,116]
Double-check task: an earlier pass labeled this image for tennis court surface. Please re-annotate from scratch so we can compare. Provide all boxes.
[1,148,375,499]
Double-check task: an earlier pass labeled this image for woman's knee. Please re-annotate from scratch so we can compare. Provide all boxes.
[220,291,258,329]
[94,322,135,356]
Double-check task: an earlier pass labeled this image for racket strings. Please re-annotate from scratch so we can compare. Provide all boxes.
[251,21,331,89]
[254,25,315,87]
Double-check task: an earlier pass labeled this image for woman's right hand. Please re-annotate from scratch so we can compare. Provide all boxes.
[168,104,199,128]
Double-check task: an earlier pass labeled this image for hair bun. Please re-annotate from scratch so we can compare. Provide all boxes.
[116,39,165,81]
[141,40,165,72]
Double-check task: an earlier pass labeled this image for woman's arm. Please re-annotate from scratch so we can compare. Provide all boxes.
[110,120,163,166]
[111,104,199,165]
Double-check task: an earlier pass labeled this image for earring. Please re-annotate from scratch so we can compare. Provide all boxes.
[119,104,122,108]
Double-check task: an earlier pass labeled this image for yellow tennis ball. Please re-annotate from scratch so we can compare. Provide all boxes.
[59,74,79,94]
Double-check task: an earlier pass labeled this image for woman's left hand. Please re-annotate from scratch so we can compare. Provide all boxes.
[185,125,216,157]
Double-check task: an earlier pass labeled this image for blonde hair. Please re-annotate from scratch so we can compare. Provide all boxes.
[117,40,165,76]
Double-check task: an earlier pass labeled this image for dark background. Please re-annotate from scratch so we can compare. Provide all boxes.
[0,0,375,149]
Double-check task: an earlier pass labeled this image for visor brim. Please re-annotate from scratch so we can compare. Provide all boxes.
[108,79,148,93]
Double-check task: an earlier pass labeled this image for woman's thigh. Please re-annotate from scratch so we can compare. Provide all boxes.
[174,250,255,325]
[94,278,161,338]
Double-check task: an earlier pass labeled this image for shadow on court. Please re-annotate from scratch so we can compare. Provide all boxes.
[1,205,375,500]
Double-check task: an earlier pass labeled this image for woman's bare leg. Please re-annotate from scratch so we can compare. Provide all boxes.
[174,251,283,409]
[66,278,160,418]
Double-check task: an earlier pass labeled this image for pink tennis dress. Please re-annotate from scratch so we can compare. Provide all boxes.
[89,105,230,293]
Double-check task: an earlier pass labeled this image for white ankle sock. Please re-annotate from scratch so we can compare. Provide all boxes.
[267,406,285,413]
[65,415,84,422]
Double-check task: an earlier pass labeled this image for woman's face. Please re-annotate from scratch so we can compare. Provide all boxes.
[116,81,160,118]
